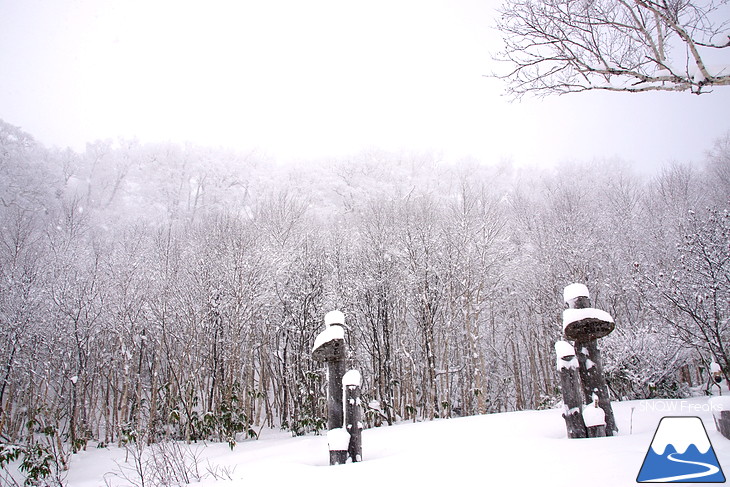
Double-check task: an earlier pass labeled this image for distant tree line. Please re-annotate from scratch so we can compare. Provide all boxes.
[0,120,728,464]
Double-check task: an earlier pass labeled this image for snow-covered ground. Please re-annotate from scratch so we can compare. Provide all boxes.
[9,395,730,486]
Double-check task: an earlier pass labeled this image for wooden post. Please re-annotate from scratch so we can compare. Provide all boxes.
[562,284,618,436]
[717,410,730,440]
[709,361,724,395]
[343,369,362,463]
[574,340,616,435]
[327,359,346,432]
[709,397,730,440]
[555,341,587,439]
[313,310,348,465]
[327,429,349,465]
[583,394,607,438]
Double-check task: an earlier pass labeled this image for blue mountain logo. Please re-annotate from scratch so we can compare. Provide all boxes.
[637,416,725,483]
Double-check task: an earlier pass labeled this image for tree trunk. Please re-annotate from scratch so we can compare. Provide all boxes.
[147,354,159,444]
[380,294,395,425]
[511,338,524,410]
[528,340,540,409]
[421,304,438,420]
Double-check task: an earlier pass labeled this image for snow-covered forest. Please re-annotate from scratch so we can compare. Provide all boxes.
[1,118,729,472]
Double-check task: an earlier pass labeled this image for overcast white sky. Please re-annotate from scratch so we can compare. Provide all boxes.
[1,0,728,170]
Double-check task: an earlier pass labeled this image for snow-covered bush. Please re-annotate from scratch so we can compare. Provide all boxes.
[109,440,204,487]
[602,328,691,400]
[0,441,60,487]
[285,371,326,437]
[163,383,257,447]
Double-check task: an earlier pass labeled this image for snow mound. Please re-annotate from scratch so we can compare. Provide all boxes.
[563,283,589,303]
[325,310,345,327]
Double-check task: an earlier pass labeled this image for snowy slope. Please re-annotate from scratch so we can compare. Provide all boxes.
[22,396,730,486]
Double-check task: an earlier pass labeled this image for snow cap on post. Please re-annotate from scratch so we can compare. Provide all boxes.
[555,340,576,359]
[562,307,615,341]
[327,427,351,450]
[325,310,345,328]
[563,308,614,329]
[555,341,578,370]
[343,369,362,388]
[582,403,606,427]
[563,283,589,305]
[312,325,345,354]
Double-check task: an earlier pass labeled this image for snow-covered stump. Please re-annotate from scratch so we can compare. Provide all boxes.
[343,370,362,463]
[562,284,618,436]
[555,341,587,439]
[313,310,348,465]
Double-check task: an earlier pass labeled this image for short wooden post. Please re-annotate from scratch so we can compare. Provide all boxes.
[343,369,362,463]
[708,361,724,395]
[583,394,607,438]
[709,397,730,440]
[562,284,618,436]
[313,310,348,465]
[718,411,730,440]
[327,429,349,465]
[555,341,587,439]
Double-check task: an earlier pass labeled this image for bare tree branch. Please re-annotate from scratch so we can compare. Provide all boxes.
[492,0,730,97]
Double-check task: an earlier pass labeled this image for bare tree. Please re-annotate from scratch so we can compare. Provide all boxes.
[494,0,730,96]
[705,131,730,202]
[648,207,730,383]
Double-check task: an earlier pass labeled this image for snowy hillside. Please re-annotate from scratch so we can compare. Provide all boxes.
[16,396,722,486]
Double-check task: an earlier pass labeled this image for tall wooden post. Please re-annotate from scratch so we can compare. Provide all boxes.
[555,340,587,438]
[562,284,617,436]
[574,341,616,435]
[313,310,348,465]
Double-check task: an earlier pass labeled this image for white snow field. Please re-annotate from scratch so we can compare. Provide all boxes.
[14,395,730,486]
